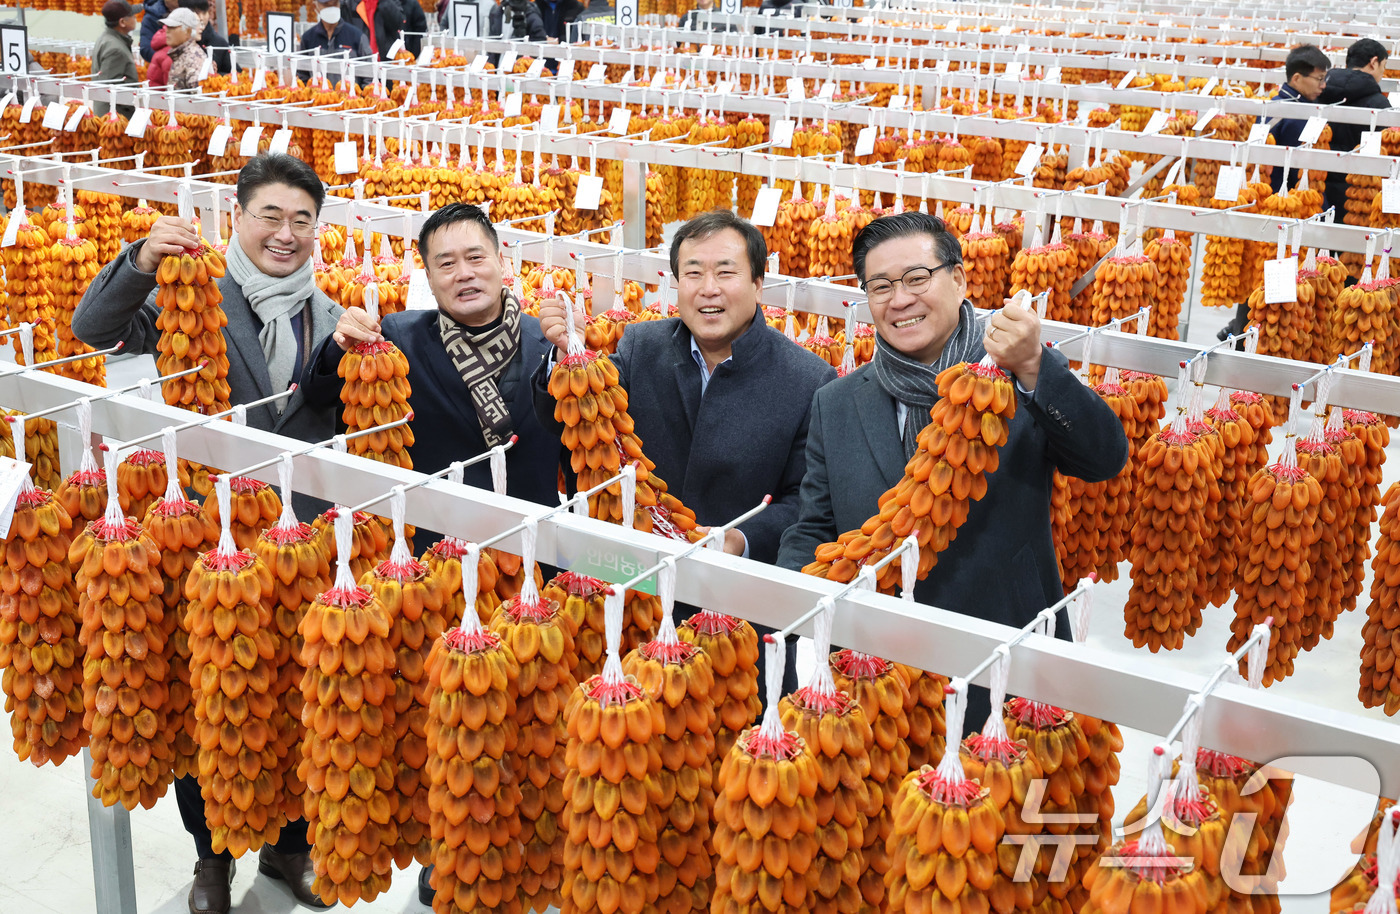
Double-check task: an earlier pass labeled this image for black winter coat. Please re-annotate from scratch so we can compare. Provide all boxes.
[1319,68,1392,220]
[342,0,405,60]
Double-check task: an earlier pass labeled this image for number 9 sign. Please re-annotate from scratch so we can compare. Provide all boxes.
[0,26,27,77]
[616,0,636,27]
[266,12,294,55]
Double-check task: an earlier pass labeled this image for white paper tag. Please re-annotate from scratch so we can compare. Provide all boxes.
[125,107,152,138]
[818,80,837,100]
[498,51,517,76]
[41,103,68,130]
[63,105,87,132]
[334,140,359,174]
[386,38,405,60]
[649,69,668,90]
[1198,77,1219,97]
[607,106,631,135]
[934,58,950,74]
[416,42,434,67]
[888,94,909,110]
[0,92,14,113]
[197,53,213,82]
[1142,110,1170,135]
[714,80,732,95]
[751,185,783,227]
[1263,256,1298,304]
[525,57,545,79]
[469,54,488,73]
[771,118,795,149]
[556,59,574,81]
[574,174,604,210]
[1015,142,1044,176]
[540,104,561,134]
[208,122,232,157]
[799,54,816,66]
[268,128,293,155]
[0,456,32,538]
[1383,178,1400,215]
[1195,107,1219,132]
[996,24,1011,34]
[1390,91,1400,107]
[503,92,523,118]
[1360,130,1384,156]
[1247,122,1269,143]
[586,63,606,82]
[1299,116,1327,145]
[1044,66,1062,83]
[787,78,804,101]
[1,209,21,247]
[863,57,878,70]
[700,45,715,58]
[250,67,267,92]
[854,125,877,157]
[239,125,263,157]
[1215,165,1246,202]
[406,268,436,310]
[1003,61,1022,81]
[19,96,38,124]
[1115,69,1138,90]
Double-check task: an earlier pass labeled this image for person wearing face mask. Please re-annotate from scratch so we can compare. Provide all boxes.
[301,0,372,61]
[777,212,1128,734]
[73,154,342,914]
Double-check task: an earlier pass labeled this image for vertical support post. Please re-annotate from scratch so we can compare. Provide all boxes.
[59,419,139,914]
[622,158,647,250]
[1182,227,1208,341]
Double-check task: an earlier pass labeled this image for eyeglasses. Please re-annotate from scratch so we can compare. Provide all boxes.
[1304,70,1328,84]
[861,263,955,303]
[244,212,317,238]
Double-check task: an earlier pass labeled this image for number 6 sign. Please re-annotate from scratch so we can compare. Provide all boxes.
[0,26,27,77]
[266,12,294,55]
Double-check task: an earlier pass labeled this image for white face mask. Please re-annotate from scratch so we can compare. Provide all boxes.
[319,6,341,24]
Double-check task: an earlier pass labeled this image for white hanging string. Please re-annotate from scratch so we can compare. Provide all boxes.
[1072,584,1094,644]
[388,486,412,567]
[980,646,1011,742]
[76,399,98,475]
[620,463,637,530]
[807,597,837,695]
[1139,746,1174,856]
[518,518,540,605]
[274,452,298,530]
[101,443,123,528]
[160,427,183,505]
[459,542,483,634]
[900,533,920,601]
[935,678,969,784]
[561,290,585,357]
[756,634,786,742]
[490,441,508,496]
[1366,807,1400,914]
[214,475,238,558]
[331,505,357,590]
[654,558,680,646]
[601,584,626,685]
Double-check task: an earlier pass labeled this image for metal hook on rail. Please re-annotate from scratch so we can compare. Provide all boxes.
[5,360,209,426]
[0,341,125,380]
[768,532,921,645]
[211,411,418,484]
[606,495,773,595]
[473,464,658,551]
[110,386,297,452]
[344,437,518,515]
[954,575,1098,689]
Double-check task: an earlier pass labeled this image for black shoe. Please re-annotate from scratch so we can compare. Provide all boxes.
[188,858,234,914]
[258,845,331,908]
[418,865,434,907]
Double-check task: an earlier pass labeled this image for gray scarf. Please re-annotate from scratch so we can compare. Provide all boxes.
[225,235,317,407]
[871,299,983,459]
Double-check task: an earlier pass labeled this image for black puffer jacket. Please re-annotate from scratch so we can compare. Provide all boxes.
[1319,68,1391,220]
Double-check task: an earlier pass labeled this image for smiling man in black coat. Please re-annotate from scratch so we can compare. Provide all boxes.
[304,203,564,506]
[1320,38,1391,223]
[534,210,837,692]
[777,212,1129,734]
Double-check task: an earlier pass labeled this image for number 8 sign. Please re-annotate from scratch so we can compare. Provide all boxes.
[0,26,27,77]
[266,12,294,55]
[616,0,636,27]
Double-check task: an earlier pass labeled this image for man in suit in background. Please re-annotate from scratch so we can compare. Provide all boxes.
[777,212,1128,734]
[1268,44,1332,194]
[74,153,339,914]
[535,210,837,694]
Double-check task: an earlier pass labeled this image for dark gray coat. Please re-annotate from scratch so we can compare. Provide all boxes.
[72,241,341,514]
[533,309,836,564]
[777,342,1129,627]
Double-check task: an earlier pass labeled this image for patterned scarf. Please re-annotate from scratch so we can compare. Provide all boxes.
[438,293,523,447]
[871,299,984,459]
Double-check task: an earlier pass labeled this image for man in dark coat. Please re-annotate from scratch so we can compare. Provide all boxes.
[1320,38,1391,222]
[1268,44,1331,194]
[305,202,564,506]
[534,211,837,692]
[777,212,1129,736]
[92,1,140,118]
[343,0,405,60]
[401,0,427,56]
[73,154,340,914]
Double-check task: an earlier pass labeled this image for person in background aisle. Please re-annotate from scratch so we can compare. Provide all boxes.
[568,0,613,39]
[92,1,139,118]
[401,0,427,57]
[304,202,565,504]
[181,0,233,75]
[148,8,209,90]
[301,0,373,61]
[343,0,406,60]
[1320,38,1391,224]
[1267,44,1332,194]
[678,0,728,33]
[139,0,171,62]
[73,154,341,914]
[536,0,584,42]
[777,212,1129,736]
[490,0,547,41]
[533,210,837,699]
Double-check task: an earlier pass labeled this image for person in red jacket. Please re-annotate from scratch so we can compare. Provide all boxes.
[147,7,206,88]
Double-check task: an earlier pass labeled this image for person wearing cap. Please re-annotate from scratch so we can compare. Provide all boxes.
[148,7,209,89]
[301,0,373,62]
[92,1,139,118]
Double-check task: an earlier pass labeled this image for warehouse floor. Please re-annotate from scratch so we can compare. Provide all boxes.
[0,301,1394,914]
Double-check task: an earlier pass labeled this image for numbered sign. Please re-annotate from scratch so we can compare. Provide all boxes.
[266,12,294,55]
[450,0,478,38]
[721,0,740,13]
[0,25,27,76]
[617,0,637,27]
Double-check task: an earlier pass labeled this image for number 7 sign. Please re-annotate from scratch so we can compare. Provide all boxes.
[451,0,479,37]
[0,26,27,77]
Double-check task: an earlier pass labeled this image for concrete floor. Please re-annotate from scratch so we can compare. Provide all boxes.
[1,300,1396,913]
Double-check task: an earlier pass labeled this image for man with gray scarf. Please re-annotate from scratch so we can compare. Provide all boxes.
[73,152,336,914]
[777,212,1128,733]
